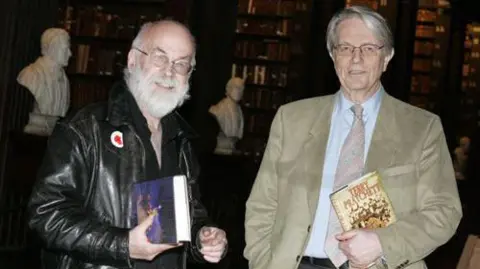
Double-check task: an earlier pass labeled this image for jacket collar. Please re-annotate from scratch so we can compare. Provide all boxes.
[106,80,197,140]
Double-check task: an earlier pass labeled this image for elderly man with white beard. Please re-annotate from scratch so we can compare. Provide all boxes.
[27,20,228,269]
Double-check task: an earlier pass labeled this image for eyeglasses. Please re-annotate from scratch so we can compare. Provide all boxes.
[334,44,384,57]
[132,47,193,75]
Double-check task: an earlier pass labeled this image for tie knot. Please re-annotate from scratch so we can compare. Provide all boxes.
[351,104,363,117]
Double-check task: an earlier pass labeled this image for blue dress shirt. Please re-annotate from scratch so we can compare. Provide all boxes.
[303,87,384,258]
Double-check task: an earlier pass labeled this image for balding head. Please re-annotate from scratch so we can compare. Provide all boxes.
[133,20,195,47]
[131,20,196,66]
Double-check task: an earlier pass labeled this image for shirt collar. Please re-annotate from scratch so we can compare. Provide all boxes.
[336,85,384,118]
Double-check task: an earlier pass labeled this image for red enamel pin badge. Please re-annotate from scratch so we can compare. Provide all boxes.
[111,131,124,148]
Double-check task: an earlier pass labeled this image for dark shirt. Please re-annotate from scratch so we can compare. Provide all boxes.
[127,92,183,269]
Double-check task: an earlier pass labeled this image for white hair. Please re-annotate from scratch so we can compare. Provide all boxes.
[326,5,394,56]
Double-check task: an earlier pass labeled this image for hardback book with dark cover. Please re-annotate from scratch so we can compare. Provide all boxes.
[330,171,397,231]
[130,175,191,244]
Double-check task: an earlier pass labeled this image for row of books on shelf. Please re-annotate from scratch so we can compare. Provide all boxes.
[465,24,480,49]
[414,41,434,56]
[467,52,480,60]
[418,0,448,7]
[231,64,288,87]
[411,75,436,94]
[416,25,436,38]
[235,40,290,61]
[238,0,296,16]
[459,97,477,106]
[409,96,436,111]
[412,58,432,72]
[463,23,480,94]
[435,25,446,33]
[464,43,480,54]
[416,15,448,38]
[462,80,478,91]
[236,18,291,37]
[345,0,379,10]
[245,113,274,136]
[412,58,442,72]
[417,9,437,23]
[447,18,479,136]
[463,64,478,77]
[70,81,112,110]
[409,2,449,106]
[67,44,126,76]
[465,51,479,64]
[59,5,164,39]
[242,88,290,110]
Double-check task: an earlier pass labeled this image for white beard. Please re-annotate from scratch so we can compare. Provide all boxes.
[124,67,190,118]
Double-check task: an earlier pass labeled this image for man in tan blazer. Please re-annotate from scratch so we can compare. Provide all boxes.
[244,6,462,269]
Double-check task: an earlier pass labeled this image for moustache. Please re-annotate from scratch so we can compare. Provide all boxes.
[145,76,179,89]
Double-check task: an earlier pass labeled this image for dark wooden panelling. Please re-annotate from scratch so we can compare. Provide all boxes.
[307,0,345,97]
[0,0,59,257]
[440,4,466,150]
[185,0,239,156]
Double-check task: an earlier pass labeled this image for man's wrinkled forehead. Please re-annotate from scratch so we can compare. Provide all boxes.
[337,18,379,45]
[144,24,194,55]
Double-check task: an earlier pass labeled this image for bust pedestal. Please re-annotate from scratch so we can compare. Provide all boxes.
[23,112,59,136]
[214,133,239,155]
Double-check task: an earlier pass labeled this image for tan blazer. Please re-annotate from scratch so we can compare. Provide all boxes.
[244,93,462,269]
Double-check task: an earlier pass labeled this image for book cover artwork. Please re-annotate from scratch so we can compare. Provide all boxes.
[131,175,191,244]
[330,171,397,231]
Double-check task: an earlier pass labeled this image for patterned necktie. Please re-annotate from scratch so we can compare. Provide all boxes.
[324,104,365,268]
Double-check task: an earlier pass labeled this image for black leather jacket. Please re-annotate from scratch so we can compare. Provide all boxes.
[27,82,211,269]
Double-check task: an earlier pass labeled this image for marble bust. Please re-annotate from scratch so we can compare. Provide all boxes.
[17,28,71,136]
[209,77,245,155]
[453,136,470,180]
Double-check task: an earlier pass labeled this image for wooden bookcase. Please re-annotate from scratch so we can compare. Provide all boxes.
[458,23,480,136]
[56,0,191,111]
[345,0,398,36]
[231,0,313,160]
[408,0,451,112]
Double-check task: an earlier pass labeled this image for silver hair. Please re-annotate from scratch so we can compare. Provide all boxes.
[131,19,196,67]
[326,5,394,56]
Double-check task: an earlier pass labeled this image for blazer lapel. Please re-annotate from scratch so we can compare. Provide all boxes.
[365,93,399,173]
[300,96,335,219]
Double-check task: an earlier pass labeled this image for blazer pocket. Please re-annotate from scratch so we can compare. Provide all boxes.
[380,164,417,215]
[380,164,415,178]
